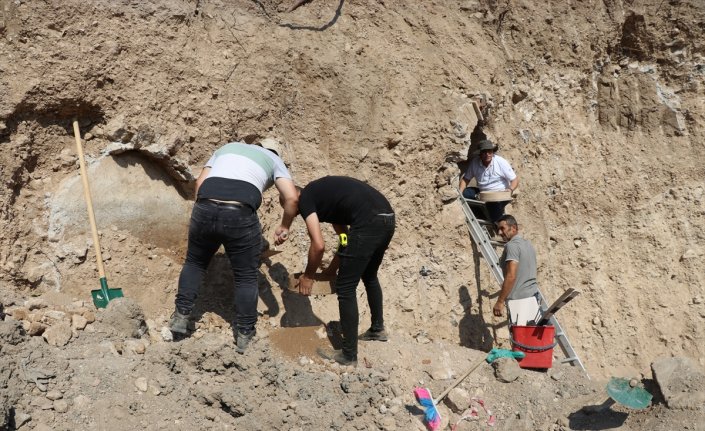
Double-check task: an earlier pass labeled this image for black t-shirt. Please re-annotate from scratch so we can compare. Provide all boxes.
[298,176,393,227]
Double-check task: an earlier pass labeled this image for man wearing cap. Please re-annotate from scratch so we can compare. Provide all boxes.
[296,176,395,366]
[459,139,519,221]
[169,139,298,354]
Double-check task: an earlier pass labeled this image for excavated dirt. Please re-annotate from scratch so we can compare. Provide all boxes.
[1,0,705,430]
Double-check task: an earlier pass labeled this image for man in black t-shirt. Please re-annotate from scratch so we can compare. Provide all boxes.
[297,176,395,366]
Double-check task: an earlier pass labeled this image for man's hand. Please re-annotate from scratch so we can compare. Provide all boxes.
[298,274,314,296]
[274,226,289,245]
[493,300,505,317]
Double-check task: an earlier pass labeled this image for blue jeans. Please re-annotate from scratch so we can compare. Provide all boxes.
[462,187,509,222]
[175,200,262,333]
[335,214,395,359]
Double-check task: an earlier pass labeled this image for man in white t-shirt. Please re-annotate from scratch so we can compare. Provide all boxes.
[459,139,519,221]
[169,139,298,354]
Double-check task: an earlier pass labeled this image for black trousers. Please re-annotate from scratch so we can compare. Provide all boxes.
[175,200,261,333]
[335,214,395,359]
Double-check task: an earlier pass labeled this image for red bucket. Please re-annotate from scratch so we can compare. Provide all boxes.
[510,325,556,369]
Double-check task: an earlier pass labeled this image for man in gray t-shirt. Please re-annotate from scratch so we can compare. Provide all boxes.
[494,214,539,317]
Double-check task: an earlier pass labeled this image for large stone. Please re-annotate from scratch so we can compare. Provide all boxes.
[492,357,521,383]
[445,387,471,413]
[0,320,26,345]
[652,357,705,409]
[99,298,146,338]
[71,314,88,331]
[48,152,191,250]
[42,322,72,347]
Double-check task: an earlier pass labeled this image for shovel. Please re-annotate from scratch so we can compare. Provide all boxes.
[72,120,124,308]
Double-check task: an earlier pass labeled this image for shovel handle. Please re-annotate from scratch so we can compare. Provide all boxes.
[73,121,106,279]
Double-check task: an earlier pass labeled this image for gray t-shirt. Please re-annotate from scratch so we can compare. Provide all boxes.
[500,235,539,300]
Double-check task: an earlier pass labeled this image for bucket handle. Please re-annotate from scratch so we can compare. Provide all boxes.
[509,334,557,352]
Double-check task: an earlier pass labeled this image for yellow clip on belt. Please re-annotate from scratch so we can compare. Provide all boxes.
[339,233,348,247]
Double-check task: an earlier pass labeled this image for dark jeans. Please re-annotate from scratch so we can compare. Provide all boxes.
[335,214,395,359]
[462,187,509,222]
[175,200,262,333]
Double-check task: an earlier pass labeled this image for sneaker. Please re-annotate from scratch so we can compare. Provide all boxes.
[317,347,357,367]
[169,310,191,335]
[359,328,388,342]
[236,329,256,354]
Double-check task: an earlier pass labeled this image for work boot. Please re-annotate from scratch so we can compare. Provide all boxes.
[359,328,388,342]
[169,310,191,335]
[317,347,357,367]
[236,329,256,354]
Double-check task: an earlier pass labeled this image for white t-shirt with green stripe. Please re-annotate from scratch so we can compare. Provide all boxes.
[204,142,291,192]
[198,142,291,209]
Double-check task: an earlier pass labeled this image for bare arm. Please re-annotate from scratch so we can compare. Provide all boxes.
[273,178,298,244]
[297,213,325,295]
[194,167,211,198]
[508,177,519,193]
[494,260,518,316]
[459,175,469,191]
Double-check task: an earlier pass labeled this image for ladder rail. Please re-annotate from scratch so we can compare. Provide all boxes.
[457,190,588,376]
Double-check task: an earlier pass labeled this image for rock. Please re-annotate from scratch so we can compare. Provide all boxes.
[25,298,47,310]
[82,310,96,323]
[161,326,174,341]
[33,424,53,431]
[53,399,69,413]
[43,310,67,321]
[30,396,54,410]
[0,320,26,345]
[7,306,29,321]
[492,357,521,383]
[26,321,46,336]
[125,339,146,354]
[445,387,471,412]
[460,1,482,13]
[99,298,146,338]
[429,367,454,380]
[438,185,457,203]
[104,115,134,142]
[42,322,72,347]
[71,314,88,330]
[652,357,705,409]
[680,249,699,261]
[14,411,31,428]
[45,390,62,400]
[135,377,148,392]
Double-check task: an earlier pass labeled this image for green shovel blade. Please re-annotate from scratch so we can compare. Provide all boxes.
[607,377,653,410]
[91,277,124,309]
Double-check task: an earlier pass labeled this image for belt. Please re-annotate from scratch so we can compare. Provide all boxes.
[198,199,248,210]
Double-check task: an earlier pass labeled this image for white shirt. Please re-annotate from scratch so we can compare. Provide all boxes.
[205,142,290,193]
[463,155,517,191]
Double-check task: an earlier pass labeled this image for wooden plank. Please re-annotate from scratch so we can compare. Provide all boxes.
[536,288,580,326]
[471,100,484,122]
[287,272,336,295]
